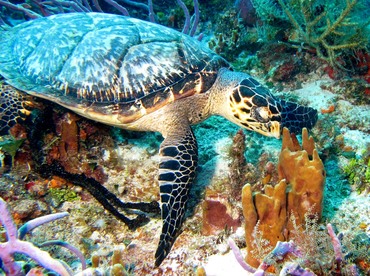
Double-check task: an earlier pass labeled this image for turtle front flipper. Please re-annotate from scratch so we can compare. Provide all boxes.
[155,126,198,266]
[0,84,36,135]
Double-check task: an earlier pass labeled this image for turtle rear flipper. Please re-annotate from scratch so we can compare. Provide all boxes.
[0,84,35,135]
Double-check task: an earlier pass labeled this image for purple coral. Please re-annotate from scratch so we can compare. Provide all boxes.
[175,0,200,36]
[229,223,363,275]
[0,196,85,276]
[228,238,307,275]
[327,223,343,263]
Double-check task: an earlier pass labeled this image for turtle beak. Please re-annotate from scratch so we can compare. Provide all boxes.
[269,121,281,139]
[252,120,281,139]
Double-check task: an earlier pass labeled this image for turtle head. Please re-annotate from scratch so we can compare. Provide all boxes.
[225,76,317,138]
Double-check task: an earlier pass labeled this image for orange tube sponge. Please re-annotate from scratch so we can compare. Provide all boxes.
[242,179,288,267]
[242,128,325,267]
[278,128,325,230]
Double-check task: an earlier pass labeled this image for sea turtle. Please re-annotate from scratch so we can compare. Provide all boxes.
[0,12,317,266]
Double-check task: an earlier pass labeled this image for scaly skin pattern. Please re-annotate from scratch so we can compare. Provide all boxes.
[0,13,318,266]
[0,84,34,135]
[228,75,317,135]
[155,128,198,266]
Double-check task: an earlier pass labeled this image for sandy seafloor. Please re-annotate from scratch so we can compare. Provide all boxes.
[0,72,369,275]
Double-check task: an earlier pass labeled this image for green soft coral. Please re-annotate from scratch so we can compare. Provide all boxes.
[343,155,370,193]
[252,0,370,68]
[48,188,80,207]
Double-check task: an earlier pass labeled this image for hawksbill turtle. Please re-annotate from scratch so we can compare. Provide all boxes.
[0,13,317,266]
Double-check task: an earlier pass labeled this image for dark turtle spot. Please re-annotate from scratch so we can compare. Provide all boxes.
[244,101,253,107]
[241,107,250,114]
[249,77,260,86]
[269,104,279,114]
[252,95,268,106]
[240,78,257,88]
[232,90,241,103]
[161,146,179,157]
[160,160,181,170]
[239,86,256,98]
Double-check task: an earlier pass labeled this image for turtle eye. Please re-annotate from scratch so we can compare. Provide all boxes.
[254,106,270,122]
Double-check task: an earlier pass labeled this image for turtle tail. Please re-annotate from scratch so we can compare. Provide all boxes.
[279,100,318,134]
[155,127,198,266]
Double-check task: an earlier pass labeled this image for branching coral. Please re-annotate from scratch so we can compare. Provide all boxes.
[0,196,86,276]
[252,0,370,68]
[343,151,370,193]
[277,0,369,67]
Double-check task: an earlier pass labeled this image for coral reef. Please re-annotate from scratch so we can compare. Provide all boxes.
[0,196,85,275]
[242,127,325,268]
[42,111,110,183]
[242,180,287,268]
[228,129,246,199]
[257,42,320,84]
[245,0,370,87]
[201,194,241,236]
[229,221,363,275]
[234,0,257,26]
[207,8,261,62]
[199,129,267,238]
[0,0,368,274]
[0,135,24,170]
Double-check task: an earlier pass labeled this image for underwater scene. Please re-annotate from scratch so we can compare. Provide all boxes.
[0,0,369,275]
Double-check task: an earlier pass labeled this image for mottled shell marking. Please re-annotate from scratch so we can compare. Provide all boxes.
[0,13,229,123]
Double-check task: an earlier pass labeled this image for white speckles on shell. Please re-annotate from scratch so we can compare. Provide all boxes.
[120,42,186,99]
[0,12,229,120]
[57,23,138,102]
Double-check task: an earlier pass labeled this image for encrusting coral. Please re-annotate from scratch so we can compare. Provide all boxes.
[242,127,326,268]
